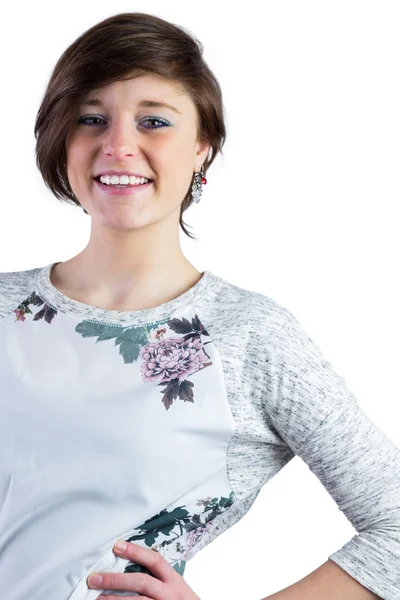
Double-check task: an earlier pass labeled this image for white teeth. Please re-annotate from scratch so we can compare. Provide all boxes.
[99,175,150,185]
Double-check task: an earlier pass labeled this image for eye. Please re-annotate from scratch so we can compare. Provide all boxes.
[141,117,170,129]
[78,116,104,127]
[77,116,170,129]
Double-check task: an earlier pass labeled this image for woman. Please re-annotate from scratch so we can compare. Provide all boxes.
[0,12,398,600]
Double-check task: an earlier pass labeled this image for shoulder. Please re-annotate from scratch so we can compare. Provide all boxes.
[214,273,303,343]
[0,266,40,321]
[214,276,333,395]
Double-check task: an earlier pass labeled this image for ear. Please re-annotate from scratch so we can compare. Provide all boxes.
[195,140,211,168]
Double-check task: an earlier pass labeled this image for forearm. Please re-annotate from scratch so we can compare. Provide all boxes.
[261,558,382,600]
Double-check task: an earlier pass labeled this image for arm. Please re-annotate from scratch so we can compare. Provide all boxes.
[253,305,400,600]
[258,393,400,600]
[261,558,382,599]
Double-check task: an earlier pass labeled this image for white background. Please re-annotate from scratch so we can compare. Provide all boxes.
[1,2,399,599]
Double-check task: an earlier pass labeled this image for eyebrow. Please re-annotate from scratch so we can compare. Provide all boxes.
[80,98,182,115]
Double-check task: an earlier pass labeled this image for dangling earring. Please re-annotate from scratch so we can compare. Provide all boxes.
[191,165,207,204]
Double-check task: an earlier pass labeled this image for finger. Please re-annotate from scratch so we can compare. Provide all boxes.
[88,571,164,596]
[113,540,179,584]
[98,596,153,600]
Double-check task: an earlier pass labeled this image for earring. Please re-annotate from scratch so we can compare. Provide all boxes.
[191,165,207,204]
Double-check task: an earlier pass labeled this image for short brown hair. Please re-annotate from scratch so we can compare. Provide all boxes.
[34,12,227,240]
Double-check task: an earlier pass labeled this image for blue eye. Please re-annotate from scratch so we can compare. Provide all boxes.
[77,116,170,129]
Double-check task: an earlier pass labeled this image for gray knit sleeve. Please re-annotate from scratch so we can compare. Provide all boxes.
[0,269,38,322]
[250,303,400,600]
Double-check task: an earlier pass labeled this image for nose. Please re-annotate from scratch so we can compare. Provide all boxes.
[101,118,142,160]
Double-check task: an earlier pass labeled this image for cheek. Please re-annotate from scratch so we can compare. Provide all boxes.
[66,133,94,163]
[164,171,193,195]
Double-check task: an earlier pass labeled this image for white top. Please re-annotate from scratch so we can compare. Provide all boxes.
[0,262,399,600]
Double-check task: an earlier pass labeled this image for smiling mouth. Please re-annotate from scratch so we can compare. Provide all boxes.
[93,176,153,187]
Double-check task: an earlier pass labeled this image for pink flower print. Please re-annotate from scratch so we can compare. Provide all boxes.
[14,308,26,321]
[140,336,209,384]
[183,521,214,559]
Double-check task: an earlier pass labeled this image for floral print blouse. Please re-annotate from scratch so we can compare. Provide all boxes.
[0,262,399,600]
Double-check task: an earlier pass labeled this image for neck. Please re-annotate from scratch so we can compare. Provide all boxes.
[50,254,202,312]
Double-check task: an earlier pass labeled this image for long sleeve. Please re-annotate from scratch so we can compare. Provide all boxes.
[253,304,400,600]
[1,264,399,599]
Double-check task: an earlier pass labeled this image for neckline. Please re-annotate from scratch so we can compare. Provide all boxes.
[34,262,222,326]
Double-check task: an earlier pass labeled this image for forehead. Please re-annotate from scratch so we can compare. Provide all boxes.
[81,97,182,115]
[81,75,189,114]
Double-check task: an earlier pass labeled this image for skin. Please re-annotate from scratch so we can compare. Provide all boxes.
[56,74,209,597]
[87,540,201,599]
[51,72,210,310]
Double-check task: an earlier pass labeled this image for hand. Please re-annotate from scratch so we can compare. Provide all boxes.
[87,539,201,600]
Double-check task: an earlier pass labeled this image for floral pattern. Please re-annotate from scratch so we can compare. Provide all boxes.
[14,293,214,410]
[120,491,235,576]
[10,290,237,587]
[14,291,57,324]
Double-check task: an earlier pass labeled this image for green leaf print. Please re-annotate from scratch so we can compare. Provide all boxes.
[121,491,235,577]
[72,314,214,409]
[127,506,192,546]
[75,320,149,363]
[172,560,186,575]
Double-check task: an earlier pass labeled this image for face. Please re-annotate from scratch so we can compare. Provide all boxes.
[65,73,210,231]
